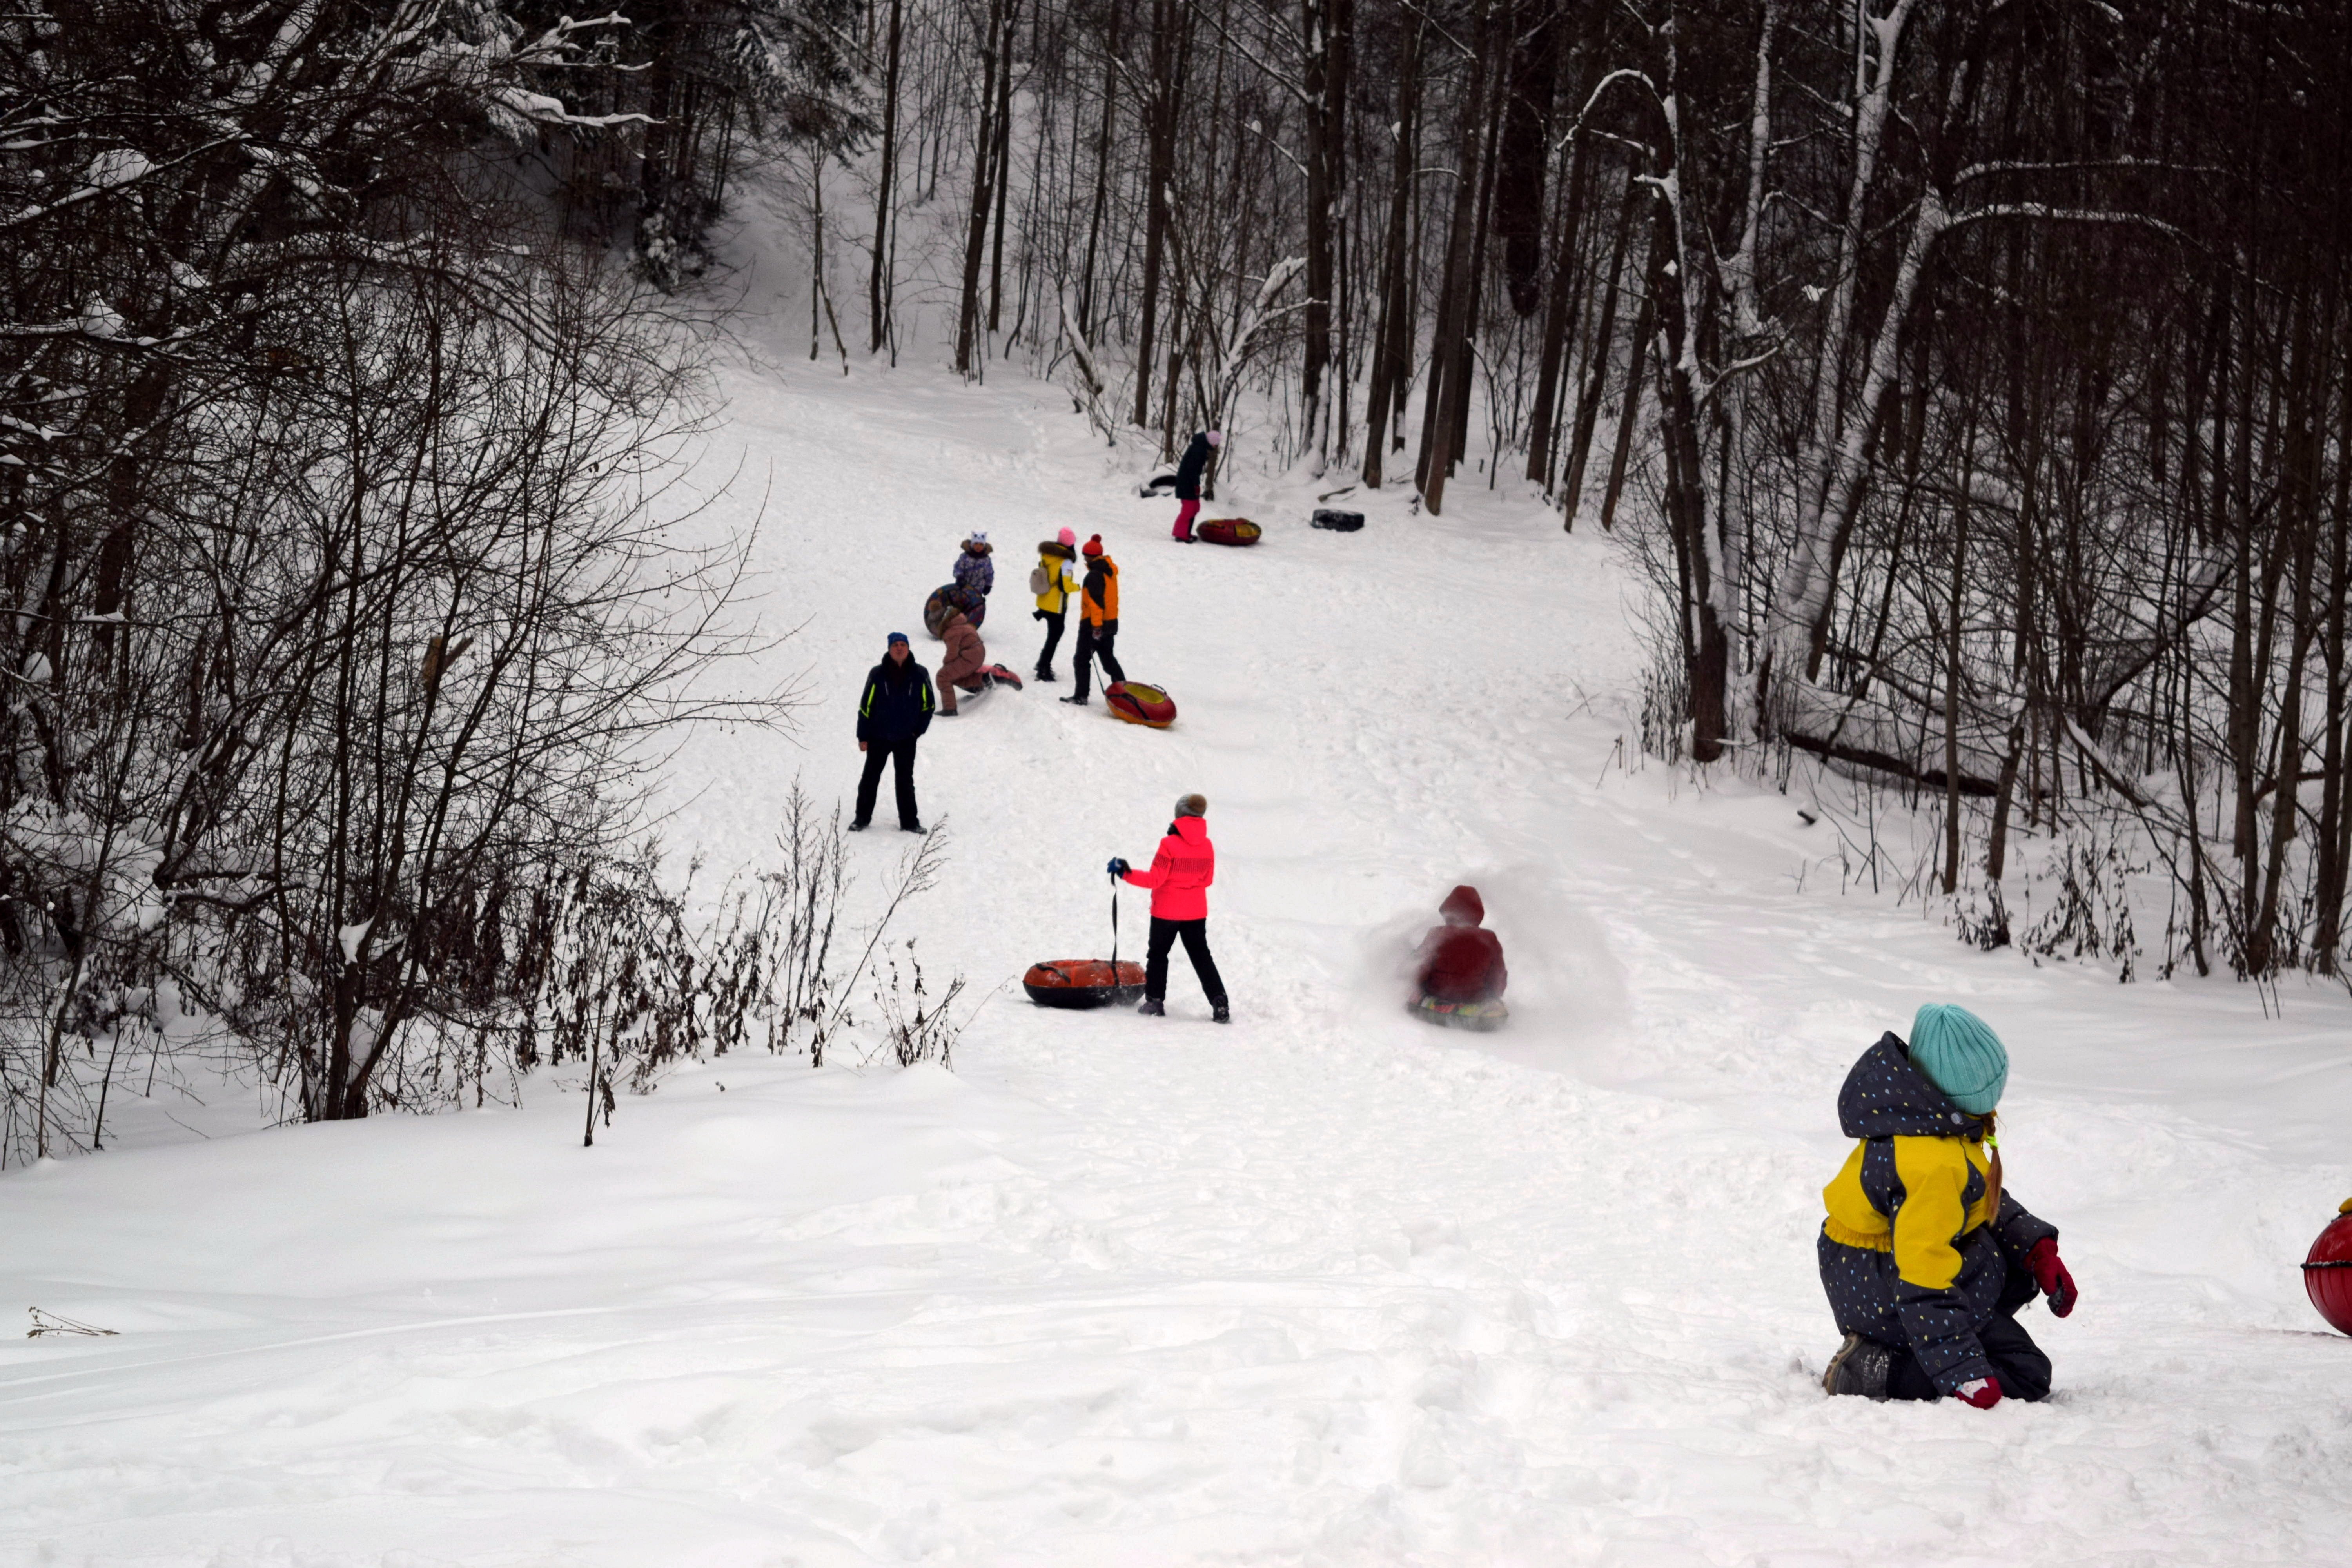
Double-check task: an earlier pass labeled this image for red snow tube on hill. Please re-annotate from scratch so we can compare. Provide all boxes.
[2307,1199,2352,1335]
[1105,681,1177,728]
[1196,518,1261,546]
[1022,959,1146,1008]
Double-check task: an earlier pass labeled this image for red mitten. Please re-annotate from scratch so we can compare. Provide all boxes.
[2026,1237,2077,1317]
[1952,1376,2004,1410]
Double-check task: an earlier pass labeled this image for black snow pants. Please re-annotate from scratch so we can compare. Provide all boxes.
[1073,623,1125,700]
[1877,1248,2052,1402]
[1034,608,1066,677]
[1825,1232,2051,1401]
[1145,916,1225,1007]
[855,738,921,829]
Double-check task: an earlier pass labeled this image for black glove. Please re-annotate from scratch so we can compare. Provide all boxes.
[1107,857,1129,878]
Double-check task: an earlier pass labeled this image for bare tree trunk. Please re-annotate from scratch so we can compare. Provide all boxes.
[953,0,1011,376]
[1417,0,1495,515]
[1561,170,1637,528]
[1131,0,1188,428]
[867,0,903,354]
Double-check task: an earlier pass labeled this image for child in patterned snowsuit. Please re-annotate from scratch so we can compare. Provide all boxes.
[1819,1005,2079,1408]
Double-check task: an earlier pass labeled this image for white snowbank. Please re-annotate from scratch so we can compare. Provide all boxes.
[3,334,2349,1566]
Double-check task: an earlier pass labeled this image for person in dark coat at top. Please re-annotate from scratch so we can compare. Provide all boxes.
[853,633,935,833]
[1819,1005,2079,1408]
[1170,430,1221,543]
[1414,886,1508,1004]
[1109,793,1228,1022]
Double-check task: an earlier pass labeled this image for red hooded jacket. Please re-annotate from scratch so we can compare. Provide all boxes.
[1123,815,1215,920]
[1416,885,1507,1002]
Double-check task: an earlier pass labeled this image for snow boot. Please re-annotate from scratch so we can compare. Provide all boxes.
[1060,693,1089,706]
[849,819,871,832]
[901,820,926,834]
[1823,1334,1893,1400]
[1035,668,1056,682]
[1136,998,1165,1016]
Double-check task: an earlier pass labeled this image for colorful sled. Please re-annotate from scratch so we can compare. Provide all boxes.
[1105,681,1176,728]
[1196,517,1262,547]
[1409,994,1509,1032]
[1312,509,1365,532]
[923,584,987,638]
[1023,959,1147,1009]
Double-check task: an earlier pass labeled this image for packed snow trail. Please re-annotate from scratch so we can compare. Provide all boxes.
[3,349,2351,1568]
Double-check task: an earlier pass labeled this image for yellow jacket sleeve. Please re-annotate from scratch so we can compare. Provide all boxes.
[1889,1136,1971,1290]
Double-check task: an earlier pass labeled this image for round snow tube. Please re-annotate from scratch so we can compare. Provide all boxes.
[1409,994,1510,1032]
[1022,959,1145,1008]
[1105,681,1176,728]
[2306,1198,2352,1335]
[923,584,986,638]
[1197,518,1262,546]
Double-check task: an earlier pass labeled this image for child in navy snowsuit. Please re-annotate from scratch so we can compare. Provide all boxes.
[1820,1005,2079,1408]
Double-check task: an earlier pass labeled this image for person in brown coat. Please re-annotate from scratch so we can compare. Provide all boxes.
[935,609,989,715]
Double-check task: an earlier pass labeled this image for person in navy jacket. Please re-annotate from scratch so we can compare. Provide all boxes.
[854,633,936,832]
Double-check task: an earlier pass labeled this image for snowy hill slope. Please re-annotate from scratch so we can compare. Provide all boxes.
[4,347,2351,1567]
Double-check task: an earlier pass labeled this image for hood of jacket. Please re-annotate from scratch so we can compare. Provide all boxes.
[1838,1033,1984,1139]
[1439,885,1485,927]
[1167,815,1209,848]
[1040,540,1076,560]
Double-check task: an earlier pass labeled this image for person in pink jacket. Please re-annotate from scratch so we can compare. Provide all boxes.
[1109,793,1229,1022]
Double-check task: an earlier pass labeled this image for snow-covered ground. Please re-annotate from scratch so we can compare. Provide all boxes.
[5,320,2352,1566]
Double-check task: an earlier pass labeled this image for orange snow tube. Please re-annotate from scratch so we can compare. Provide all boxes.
[1105,681,1177,728]
[1196,517,1262,546]
[1022,959,1146,1008]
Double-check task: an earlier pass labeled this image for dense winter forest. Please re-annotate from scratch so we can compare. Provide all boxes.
[5,0,2349,1162]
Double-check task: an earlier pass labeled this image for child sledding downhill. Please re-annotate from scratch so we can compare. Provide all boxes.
[1410,886,1508,1028]
[1108,794,1229,1022]
[1820,1005,2080,1408]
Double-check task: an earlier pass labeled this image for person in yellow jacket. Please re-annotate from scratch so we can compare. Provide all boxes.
[1060,534,1127,706]
[1819,1005,2079,1407]
[1031,528,1081,682]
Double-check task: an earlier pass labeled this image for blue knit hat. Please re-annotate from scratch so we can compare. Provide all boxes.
[887,632,909,646]
[1907,1004,2007,1114]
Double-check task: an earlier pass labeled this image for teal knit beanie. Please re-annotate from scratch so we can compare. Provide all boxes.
[1908,1004,2007,1114]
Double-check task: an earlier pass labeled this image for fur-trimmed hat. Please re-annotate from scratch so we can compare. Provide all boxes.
[1174,793,1207,818]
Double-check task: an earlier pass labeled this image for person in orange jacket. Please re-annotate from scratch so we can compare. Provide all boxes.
[1108,793,1227,1022]
[1061,533,1127,706]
